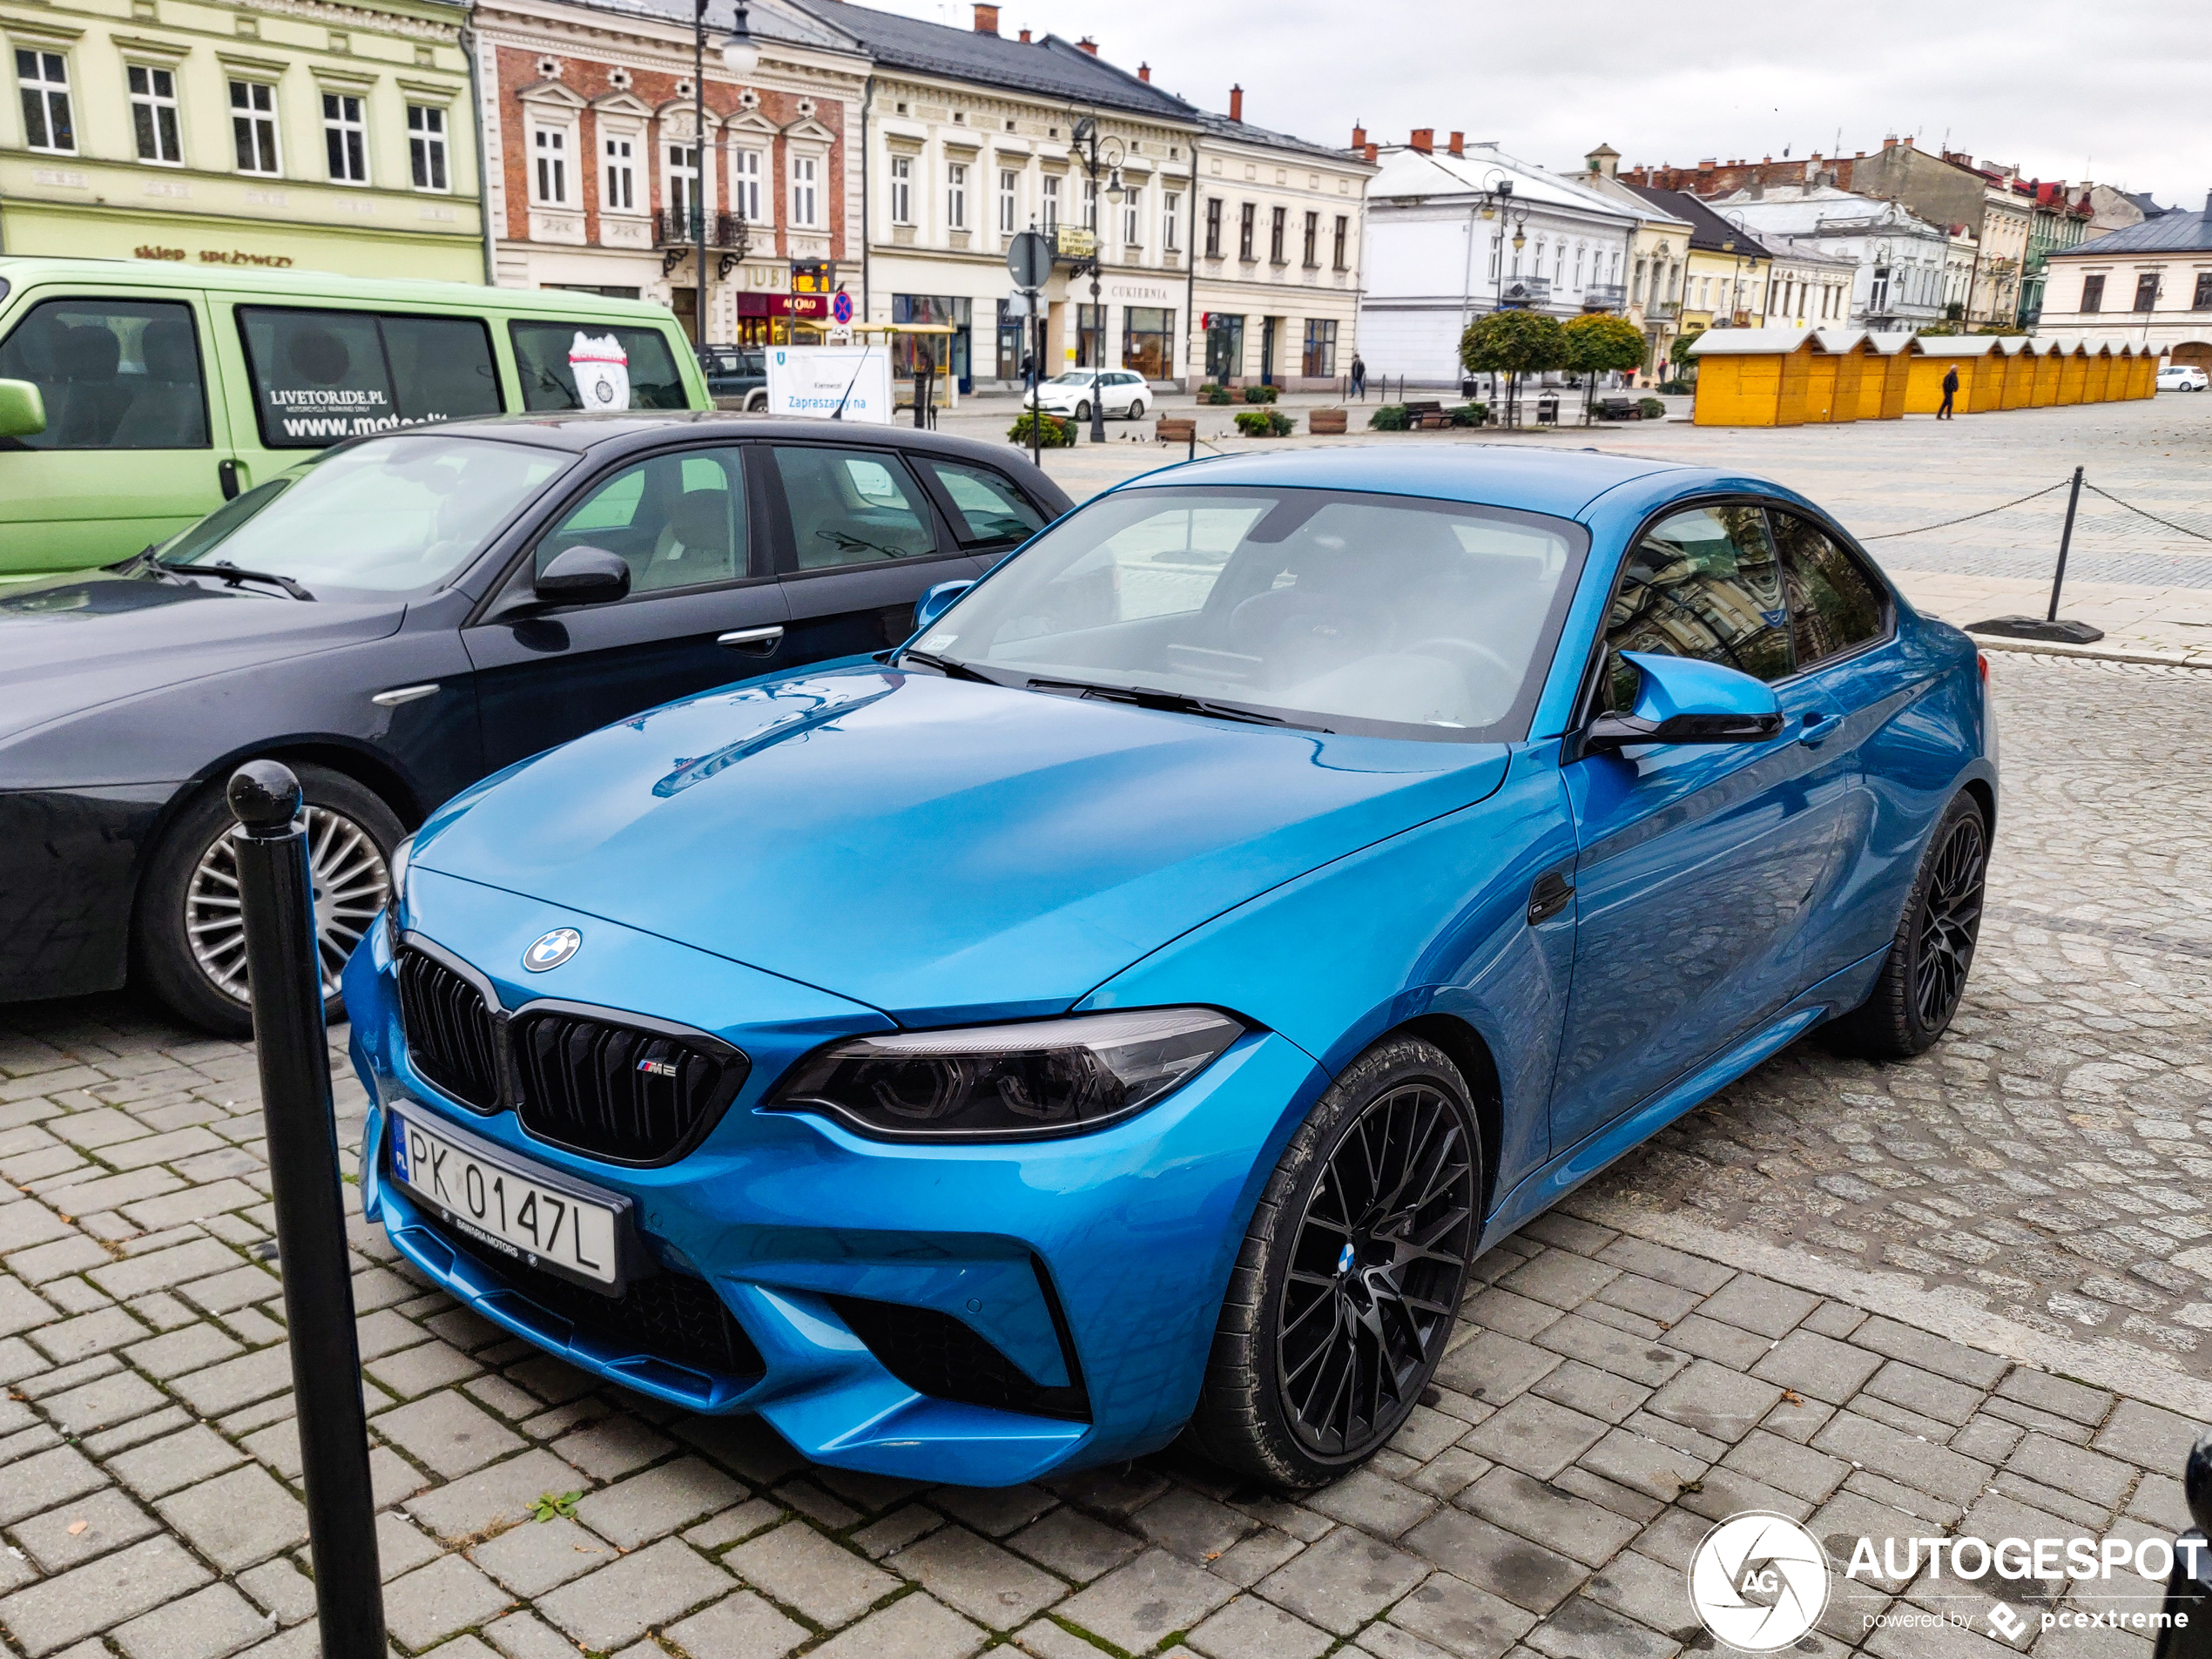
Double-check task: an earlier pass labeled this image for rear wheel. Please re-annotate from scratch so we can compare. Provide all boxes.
[1824,792,1987,1059]
[1074,400,1092,423]
[1127,398,1147,421]
[136,764,401,1037]
[745,390,768,412]
[1188,1036,1480,1487]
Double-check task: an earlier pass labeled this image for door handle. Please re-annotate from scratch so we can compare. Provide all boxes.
[218,459,243,501]
[1527,868,1575,927]
[718,625,785,655]
[1797,711,1845,748]
[371,683,441,708]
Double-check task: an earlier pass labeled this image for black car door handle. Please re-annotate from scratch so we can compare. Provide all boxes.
[218,458,242,501]
[718,626,785,655]
[1527,869,1575,927]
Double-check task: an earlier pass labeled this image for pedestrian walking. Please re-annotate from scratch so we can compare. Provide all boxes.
[1938,364,1959,420]
[1350,354,1367,401]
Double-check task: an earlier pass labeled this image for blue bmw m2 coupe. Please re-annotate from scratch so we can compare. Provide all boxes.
[347,447,1995,1490]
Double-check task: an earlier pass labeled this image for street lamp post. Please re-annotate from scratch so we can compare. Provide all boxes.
[685,0,758,350]
[1067,114,1126,443]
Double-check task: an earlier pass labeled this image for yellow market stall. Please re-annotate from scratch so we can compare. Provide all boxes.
[1691,328,1886,426]
[1906,339,2003,415]
[1858,333,1919,421]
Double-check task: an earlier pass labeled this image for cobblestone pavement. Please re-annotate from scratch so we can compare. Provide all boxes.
[3,649,2209,1656]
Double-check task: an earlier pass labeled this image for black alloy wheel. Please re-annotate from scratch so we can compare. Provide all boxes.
[1824,791,1989,1059]
[1188,1036,1482,1487]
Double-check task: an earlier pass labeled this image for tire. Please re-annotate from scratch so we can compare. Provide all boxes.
[1823,792,1988,1060]
[1187,1035,1482,1487]
[745,391,767,412]
[1074,400,1092,423]
[135,764,402,1037]
[1127,399,1147,421]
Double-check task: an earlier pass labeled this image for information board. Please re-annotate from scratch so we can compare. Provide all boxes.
[763,345,893,423]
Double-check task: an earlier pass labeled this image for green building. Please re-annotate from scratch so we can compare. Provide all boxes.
[3,0,483,279]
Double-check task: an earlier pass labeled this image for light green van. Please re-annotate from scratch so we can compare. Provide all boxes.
[0,257,711,577]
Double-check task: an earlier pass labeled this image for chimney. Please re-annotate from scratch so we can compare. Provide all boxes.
[1351,124,1366,150]
[1447,132,1464,157]
[1136,61,1150,82]
[1018,27,1030,41]
[1882,135,1897,150]
[1076,36,1096,54]
[971,2,998,31]
[1228,84,1243,122]
[1409,126,1433,154]
[1363,142,1378,164]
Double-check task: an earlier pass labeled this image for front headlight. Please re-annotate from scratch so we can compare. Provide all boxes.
[382,834,415,953]
[768,1008,1244,1142]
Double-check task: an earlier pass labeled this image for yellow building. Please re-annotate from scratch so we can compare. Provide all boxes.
[3,0,482,279]
[1620,179,1768,347]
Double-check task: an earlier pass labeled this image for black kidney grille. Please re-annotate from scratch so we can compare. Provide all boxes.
[395,949,501,1112]
[509,1011,745,1162]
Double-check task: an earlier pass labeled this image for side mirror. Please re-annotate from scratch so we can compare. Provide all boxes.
[0,379,46,439]
[534,545,631,606]
[1586,651,1784,751]
[914,578,974,635]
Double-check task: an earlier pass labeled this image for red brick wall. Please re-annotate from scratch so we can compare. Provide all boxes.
[1621,156,1865,199]
[492,44,846,260]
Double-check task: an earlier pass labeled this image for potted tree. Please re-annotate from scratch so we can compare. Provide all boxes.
[1460,310,1567,429]
[1561,314,1649,426]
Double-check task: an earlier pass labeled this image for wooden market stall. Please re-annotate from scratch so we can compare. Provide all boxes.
[1857,333,1919,421]
[1905,338,2004,415]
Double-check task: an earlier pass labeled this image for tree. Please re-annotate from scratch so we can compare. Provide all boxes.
[1460,309,1566,427]
[1561,313,1648,423]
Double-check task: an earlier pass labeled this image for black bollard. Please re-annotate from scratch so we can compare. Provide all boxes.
[2154,1428,2212,1657]
[228,761,387,1659]
[1966,465,2106,645]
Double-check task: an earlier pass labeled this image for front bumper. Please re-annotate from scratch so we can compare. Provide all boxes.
[0,783,174,1001]
[347,869,1325,1486]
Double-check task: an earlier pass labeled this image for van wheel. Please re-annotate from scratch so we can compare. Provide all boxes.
[136,764,401,1037]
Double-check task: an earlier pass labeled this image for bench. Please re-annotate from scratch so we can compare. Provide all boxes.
[1596,397,1641,421]
[1403,400,1452,430]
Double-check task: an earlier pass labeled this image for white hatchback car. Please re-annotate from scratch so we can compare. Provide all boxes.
[1029,368,1150,422]
[2156,364,2208,392]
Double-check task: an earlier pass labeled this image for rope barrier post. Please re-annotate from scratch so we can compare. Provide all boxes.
[1967,465,2106,646]
[226,761,387,1659]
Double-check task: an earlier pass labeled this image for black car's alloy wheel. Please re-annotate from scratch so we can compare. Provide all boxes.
[1189,1036,1481,1487]
[136,763,402,1036]
[1825,791,1988,1059]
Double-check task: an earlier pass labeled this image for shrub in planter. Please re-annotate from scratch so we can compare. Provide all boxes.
[1008,410,1075,448]
[1234,408,1294,436]
[1638,396,1668,420]
[1204,385,1235,405]
[1368,404,1412,431]
[1446,403,1487,428]
[1197,382,1224,398]
[1243,383,1280,404]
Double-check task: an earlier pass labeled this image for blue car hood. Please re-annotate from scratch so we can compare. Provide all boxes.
[414,666,1509,1022]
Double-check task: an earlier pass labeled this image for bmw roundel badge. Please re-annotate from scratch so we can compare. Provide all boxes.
[523,928,581,972]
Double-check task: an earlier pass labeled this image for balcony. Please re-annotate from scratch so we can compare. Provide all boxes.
[1496,276,1551,310]
[1581,283,1627,313]
[654,208,750,250]
[1646,300,1679,319]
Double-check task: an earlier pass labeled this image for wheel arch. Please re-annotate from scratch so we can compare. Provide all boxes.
[1959,773,1997,834]
[1388,1011,1505,1230]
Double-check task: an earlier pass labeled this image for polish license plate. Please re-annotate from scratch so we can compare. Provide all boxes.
[389,1108,622,1289]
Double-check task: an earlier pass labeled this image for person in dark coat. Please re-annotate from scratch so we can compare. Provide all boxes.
[1349,354,1367,400]
[1938,363,1959,419]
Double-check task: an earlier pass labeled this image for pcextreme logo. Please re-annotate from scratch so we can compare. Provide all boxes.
[1688,1513,1831,1651]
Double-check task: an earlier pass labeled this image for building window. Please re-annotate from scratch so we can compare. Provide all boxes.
[1269,206,1286,263]
[889,155,912,224]
[2134,273,2159,312]
[1204,198,1221,258]
[1076,302,1103,368]
[2080,273,2104,312]
[2194,273,2212,312]
[407,104,448,191]
[667,142,700,231]
[1301,210,1318,266]
[1123,305,1173,377]
[1163,190,1180,252]
[127,65,183,164]
[1332,214,1348,270]
[601,134,635,211]
[1553,243,1565,284]
[1574,246,1586,290]
[1301,318,1337,378]
[1238,202,1255,260]
[232,80,280,176]
[1122,185,1140,246]
[1633,258,1646,302]
[322,92,368,183]
[791,154,819,226]
[1082,175,1096,231]
[732,145,762,222]
[15,50,73,154]
[998,167,1017,233]
[1041,173,1060,229]
[947,161,967,230]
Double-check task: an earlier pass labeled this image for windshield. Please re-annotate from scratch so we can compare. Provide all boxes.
[1047,371,1100,386]
[160,434,570,597]
[908,486,1588,741]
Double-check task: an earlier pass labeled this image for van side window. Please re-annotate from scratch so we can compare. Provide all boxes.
[237,307,500,447]
[509,320,686,412]
[0,299,209,450]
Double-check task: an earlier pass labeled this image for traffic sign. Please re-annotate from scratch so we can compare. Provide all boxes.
[830,291,853,325]
[1007,230,1052,291]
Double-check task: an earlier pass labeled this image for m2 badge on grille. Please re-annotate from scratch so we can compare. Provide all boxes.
[390,1108,619,1285]
[637,1058,678,1078]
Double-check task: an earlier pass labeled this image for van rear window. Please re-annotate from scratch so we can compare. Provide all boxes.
[237,307,502,447]
[509,320,687,413]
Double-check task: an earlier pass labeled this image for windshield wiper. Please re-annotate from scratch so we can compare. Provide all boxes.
[898,649,999,684]
[1026,677,1309,730]
[174,561,316,602]
[103,545,185,583]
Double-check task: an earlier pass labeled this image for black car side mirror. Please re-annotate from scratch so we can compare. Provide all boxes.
[1585,707,1786,750]
[534,546,631,606]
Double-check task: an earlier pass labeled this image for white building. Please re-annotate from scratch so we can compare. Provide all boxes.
[1359,133,1639,387]
[1709,185,1949,332]
[2039,195,2212,370]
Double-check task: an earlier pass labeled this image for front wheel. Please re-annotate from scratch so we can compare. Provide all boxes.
[1127,399,1147,421]
[1187,1036,1481,1487]
[136,764,401,1036]
[1824,792,1987,1059]
[745,391,768,412]
[1074,400,1092,423]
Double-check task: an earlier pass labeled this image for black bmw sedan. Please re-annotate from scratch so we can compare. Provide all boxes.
[2,412,1069,1033]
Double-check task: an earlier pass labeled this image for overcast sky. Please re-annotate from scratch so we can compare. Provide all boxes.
[854,0,2208,207]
